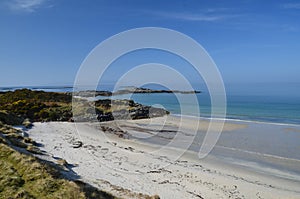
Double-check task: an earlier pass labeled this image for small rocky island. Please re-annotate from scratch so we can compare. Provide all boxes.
[74,86,201,97]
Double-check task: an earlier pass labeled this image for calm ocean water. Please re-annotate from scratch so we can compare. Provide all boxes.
[1,86,300,125]
[106,93,300,125]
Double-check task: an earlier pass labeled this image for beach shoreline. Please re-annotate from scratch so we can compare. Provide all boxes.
[27,115,300,198]
[172,113,300,127]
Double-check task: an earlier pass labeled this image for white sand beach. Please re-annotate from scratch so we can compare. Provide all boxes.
[27,116,300,199]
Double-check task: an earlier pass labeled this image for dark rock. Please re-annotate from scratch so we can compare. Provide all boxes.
[97,114,113,122]
[72,141,83,148]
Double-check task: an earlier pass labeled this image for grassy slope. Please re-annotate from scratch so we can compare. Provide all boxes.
[0,143,85,199]
[0,122,117,199]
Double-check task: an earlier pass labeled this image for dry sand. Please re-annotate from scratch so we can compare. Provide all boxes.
[27,116,300,199]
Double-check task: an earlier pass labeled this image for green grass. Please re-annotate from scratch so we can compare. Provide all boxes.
[0,143,85,199]
[0,143,118,199]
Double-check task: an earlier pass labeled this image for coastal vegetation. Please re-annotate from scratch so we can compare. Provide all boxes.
[0,89,169,124]
[0,89,72,124]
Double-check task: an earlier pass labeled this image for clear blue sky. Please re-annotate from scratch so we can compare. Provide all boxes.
[0,0,299,95]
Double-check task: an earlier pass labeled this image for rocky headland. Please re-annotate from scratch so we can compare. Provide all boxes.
[0,89,169,125]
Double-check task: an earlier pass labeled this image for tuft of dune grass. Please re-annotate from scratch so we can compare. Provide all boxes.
[0,143,85,199]
[0,142,117,199]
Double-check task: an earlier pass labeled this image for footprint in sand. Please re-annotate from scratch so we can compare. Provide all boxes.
[90,147,109,158]
[100,148,109,154]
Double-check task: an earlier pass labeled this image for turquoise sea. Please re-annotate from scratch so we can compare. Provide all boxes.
[129,93,300,125]
[97,92,300,125]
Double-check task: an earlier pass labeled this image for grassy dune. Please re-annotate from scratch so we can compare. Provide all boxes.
[0,143,84,199]
[0,122,117,199]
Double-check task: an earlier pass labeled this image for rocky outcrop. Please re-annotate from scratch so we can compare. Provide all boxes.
[73,99,169,122]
